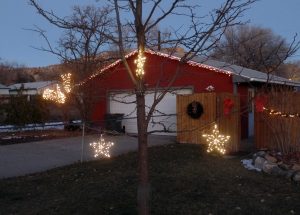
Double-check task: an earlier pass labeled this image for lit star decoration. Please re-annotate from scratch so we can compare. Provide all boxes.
[202,124,230,154]
[42,73,72,104]
[89,134,114,158]
[134,49,146,77]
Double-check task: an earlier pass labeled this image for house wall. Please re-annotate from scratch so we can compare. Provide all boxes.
[88,53,235,126]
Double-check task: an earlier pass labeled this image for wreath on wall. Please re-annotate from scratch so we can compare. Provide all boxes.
[187,101,204,119]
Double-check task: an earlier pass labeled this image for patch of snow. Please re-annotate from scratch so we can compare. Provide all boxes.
[2,136,20,140]
[241,159,262,172]
[0,122,66,133]
[34,135,49,138]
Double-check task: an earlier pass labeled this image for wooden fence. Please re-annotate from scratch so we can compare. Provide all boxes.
[255,91,300,153]
[177,92,240,153]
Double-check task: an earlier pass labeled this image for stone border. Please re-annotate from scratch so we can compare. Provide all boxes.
[252,151,300,182]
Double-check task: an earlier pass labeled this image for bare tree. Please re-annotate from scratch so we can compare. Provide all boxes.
[279,60,300,80]
[30,0,258,214]
[0,62,34,85]
[210,25,300,74]
[28,2,115,121]
[110,1,259,214]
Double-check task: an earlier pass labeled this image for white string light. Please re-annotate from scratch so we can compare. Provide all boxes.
[89,134,114,158]
[42,84,66,104]
[42,73,72,104]
[202,124,230,154]
[263,107,300,118]
[61,73,72,93]
[134,49,146,77]
[75,49,232,87]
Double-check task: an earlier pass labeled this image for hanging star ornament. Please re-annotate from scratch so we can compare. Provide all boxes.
[202,124,230,154]
[89,134,114,158]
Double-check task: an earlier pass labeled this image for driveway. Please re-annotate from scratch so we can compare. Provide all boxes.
[0,134,176,179]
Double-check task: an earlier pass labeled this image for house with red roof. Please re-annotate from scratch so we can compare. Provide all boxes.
[85,50,300,139]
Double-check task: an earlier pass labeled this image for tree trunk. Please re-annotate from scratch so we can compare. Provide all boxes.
[136,92,150,215]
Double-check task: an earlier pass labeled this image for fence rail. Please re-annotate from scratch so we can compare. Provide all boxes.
[255,91,300,153]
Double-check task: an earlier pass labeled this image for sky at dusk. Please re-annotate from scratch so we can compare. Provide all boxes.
[1,0,300,68]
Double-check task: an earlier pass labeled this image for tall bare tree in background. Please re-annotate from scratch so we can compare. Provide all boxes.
[210,25,300,75]
[28,2,114,121]
[0,61,34,85]
[30,1,258,214]
[280,60,300,80]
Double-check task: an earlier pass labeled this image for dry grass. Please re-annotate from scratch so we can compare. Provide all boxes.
[0,144,299,215]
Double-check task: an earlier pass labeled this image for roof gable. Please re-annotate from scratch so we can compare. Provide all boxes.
[80,49,231,85]
[193,57,300,86]
[82,49,300,87]
[0,84,9,89]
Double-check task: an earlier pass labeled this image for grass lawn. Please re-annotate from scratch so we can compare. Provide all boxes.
[0,143,299,215]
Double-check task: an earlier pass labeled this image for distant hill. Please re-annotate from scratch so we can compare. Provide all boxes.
[0,64,64,86]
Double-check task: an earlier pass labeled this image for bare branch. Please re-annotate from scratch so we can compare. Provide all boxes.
[113,0,137,85]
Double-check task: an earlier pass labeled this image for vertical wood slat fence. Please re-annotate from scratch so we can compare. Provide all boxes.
[255,92,300,153]
[177,93,240,153]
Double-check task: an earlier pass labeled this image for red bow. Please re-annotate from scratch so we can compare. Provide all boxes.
[223,98,234,116]
[255,95,267,112]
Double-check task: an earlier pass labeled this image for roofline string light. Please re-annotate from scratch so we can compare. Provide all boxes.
[76,51,139,87]
[75,49,232,87]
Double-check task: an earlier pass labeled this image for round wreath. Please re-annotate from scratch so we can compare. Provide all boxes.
[187,101,204,119]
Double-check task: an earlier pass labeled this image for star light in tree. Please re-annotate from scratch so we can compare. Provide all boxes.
[134,49,146,77]
[42,73,72,104]
[89,134,114,158]
[202,124,230,154]
[42,84,66,104]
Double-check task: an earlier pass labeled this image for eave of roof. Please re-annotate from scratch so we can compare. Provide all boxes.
[79,49,300,87]
[191,57,300,87]
[78,49,232,86]
[9,81,55,90]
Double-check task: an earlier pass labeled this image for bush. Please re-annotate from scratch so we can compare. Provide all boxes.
[4,95,49,125]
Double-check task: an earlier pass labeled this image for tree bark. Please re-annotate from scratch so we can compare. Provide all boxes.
[136,92,150,215]
[135,1,149,214]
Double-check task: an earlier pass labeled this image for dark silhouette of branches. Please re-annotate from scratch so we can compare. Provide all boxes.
[30,1,259,214]
[210,25,300,75]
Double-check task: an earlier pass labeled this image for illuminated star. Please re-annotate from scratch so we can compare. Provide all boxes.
[42,73,72,104]
[202,124,230,154]
[89,134,114,158]
[42,84,66,104]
